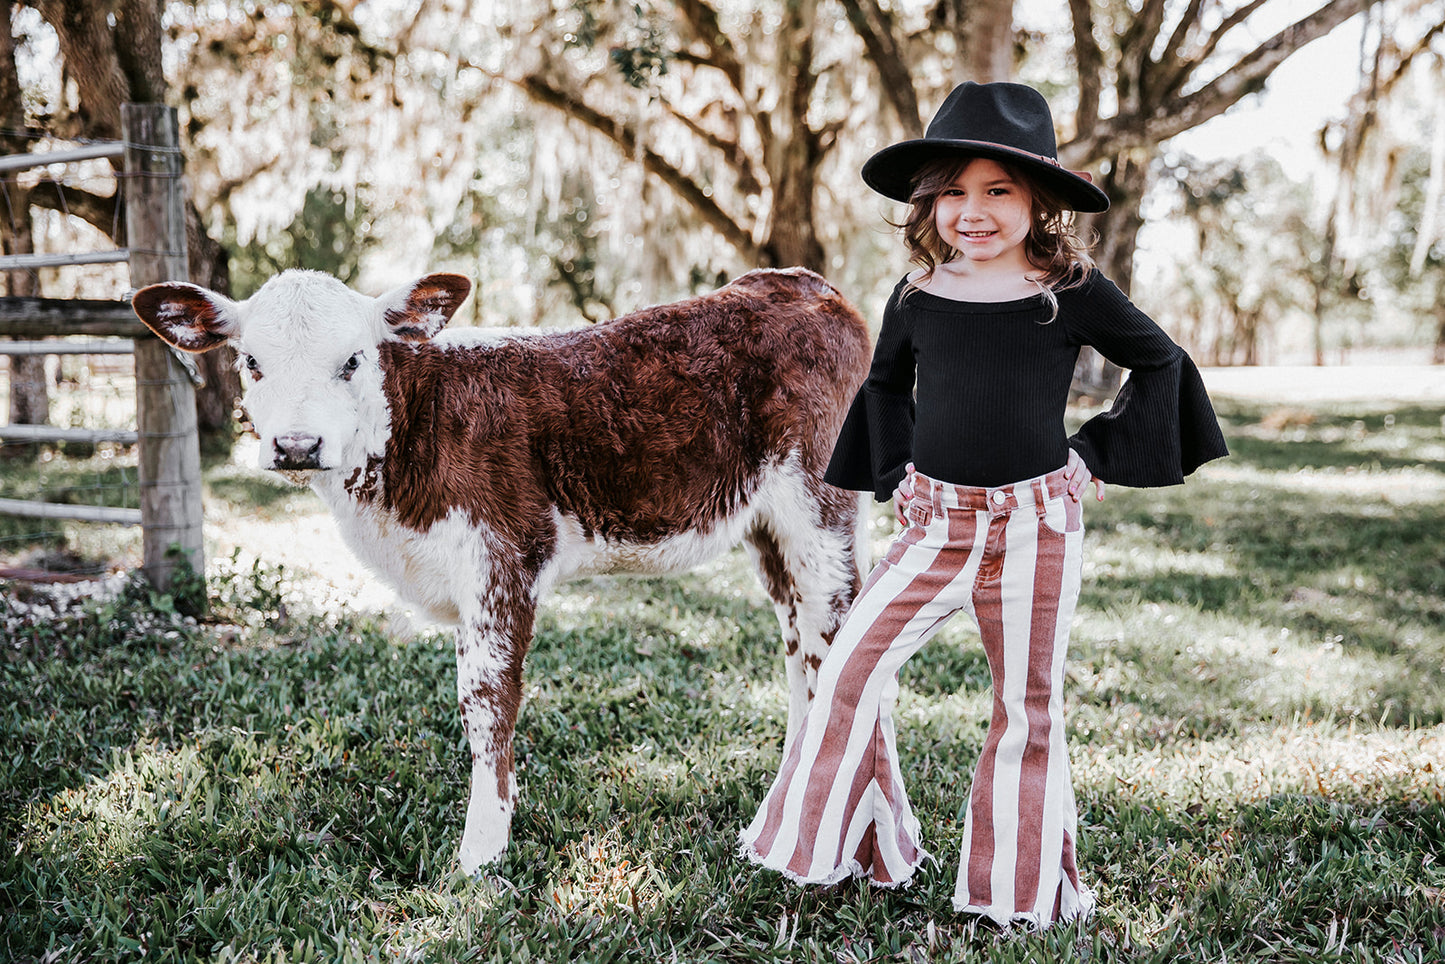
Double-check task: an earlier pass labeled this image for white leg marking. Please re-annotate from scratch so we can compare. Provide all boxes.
[458,756,515,873]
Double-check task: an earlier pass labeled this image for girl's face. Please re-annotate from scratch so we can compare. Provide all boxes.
[932,158,1033,266]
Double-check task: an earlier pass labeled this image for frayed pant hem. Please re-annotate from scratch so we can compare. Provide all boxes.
[737,835,930,890]
[952,887,1096,932]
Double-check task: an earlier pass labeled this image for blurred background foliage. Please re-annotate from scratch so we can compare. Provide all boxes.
[2,0,1444,444]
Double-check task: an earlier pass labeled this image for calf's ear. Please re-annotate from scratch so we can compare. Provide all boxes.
[379,272,472,342]
[131,282,238,353]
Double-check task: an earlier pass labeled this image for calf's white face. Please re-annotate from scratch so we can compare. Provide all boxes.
[132,270,471,479]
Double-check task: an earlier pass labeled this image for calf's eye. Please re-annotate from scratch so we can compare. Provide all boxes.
[243,355,263,380]
[339,353,362,381]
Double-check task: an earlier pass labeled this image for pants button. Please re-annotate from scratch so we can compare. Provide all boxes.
[991,490,1006,505]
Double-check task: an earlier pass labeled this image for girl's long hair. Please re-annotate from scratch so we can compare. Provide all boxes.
[899,156,1096,314]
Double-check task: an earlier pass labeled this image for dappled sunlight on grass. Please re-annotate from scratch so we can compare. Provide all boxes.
[1070,600,1439,740]
[20,742,213,876]
[1203,461,1445,503]
[546,830,680,916]
[203,458,320,523]
[1086,536,1239,581]
[1211,399,1445,472]
[1075,722,1445,815]
[364,877,506,961]
[723,676,793,735]
[896,686,992,741]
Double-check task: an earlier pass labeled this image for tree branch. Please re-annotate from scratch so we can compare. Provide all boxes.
[1197,0,1274,68]
[653,93,764,193]
[301,0,397,66]
[657,96,742,161]
[838,0,923,136]
[1067,0,1104,141]
[1176,0,1379,129]
[1062,0,1381,165]
[1155,0,1208,99]
[673,0,745,95]
[513,72,760,260]
[1381,18,1445,97]
[26,184,119,238]
[671,0,774,198]
[1128,0,1170,100]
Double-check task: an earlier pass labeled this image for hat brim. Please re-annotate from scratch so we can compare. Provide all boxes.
[862,139,1111,213]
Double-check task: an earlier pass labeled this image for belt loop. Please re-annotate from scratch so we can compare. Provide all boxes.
[932,477,943,516]
[1032,478,1047,518]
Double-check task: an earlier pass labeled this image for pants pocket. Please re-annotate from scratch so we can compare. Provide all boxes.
[1038,494,1082,535]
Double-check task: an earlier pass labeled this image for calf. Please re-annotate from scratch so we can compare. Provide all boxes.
[132,267,871,872]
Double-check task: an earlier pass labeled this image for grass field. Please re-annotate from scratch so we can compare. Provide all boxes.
[2,396,1443,962]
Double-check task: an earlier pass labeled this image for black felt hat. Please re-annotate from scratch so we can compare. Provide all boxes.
[862,81,1110,213]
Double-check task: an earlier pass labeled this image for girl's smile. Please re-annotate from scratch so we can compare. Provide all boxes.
[933,158,1033,268]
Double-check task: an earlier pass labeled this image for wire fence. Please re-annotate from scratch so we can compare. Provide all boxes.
[1,116,196,585]
[0,346,142,580]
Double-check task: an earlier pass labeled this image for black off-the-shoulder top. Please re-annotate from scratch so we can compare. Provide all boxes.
[824,270,1229,501]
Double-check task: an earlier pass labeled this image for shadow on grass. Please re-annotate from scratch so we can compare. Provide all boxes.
[1211,399,1445,475]
[205,472,315,520]
[1089,487,1442,622]
[1068,403,1445,731]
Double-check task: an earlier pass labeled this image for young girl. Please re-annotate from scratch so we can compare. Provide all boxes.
[738,81,1228,929]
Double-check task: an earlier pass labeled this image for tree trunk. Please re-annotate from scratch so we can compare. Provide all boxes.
[186,203,239,444]
[1433,288,1445,365]
[1070,150,1150,399]
[4,352,48,428]
[2,231,50,457]
[759,0,827,272]
[1239,307,1261,367]
[35,0,238,448]
[1,0,49,457]
[0,188,49,443]
[763,142,827,272]
[951,0,1015,83]
[1084,153,1149,295]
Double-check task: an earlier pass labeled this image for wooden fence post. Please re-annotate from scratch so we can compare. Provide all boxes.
[122,104,204,593]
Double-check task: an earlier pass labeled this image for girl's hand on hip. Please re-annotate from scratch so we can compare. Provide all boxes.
[1065,449,1105,503]
[893,462,917,525]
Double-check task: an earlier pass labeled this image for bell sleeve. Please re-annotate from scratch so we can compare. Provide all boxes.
[824,288,917,501]
[1065,273,1228,487]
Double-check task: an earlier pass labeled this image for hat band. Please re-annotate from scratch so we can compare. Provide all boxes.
[989,143,1096,185]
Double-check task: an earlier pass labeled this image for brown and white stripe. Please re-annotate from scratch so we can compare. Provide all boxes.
[740,467,1094,929]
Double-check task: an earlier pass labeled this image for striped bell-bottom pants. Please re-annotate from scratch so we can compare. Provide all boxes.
[739,467,1094,929]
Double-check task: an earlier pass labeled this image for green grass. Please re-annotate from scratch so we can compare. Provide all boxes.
[2,397,1443,962]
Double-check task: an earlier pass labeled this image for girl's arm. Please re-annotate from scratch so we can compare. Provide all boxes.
[1063,272,1228,487]
[824,285,919,501]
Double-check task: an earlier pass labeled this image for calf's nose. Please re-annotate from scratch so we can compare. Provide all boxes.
[272,433,323,469]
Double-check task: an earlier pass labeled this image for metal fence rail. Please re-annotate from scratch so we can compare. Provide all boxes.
[0,498,141,525]
[0,340,135,355]
[0,106,202,589]
[0,250,132,271]
[0,141,125,174]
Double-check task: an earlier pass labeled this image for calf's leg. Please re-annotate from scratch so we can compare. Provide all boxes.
[745,479,866,758]
[454,592,536,874]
